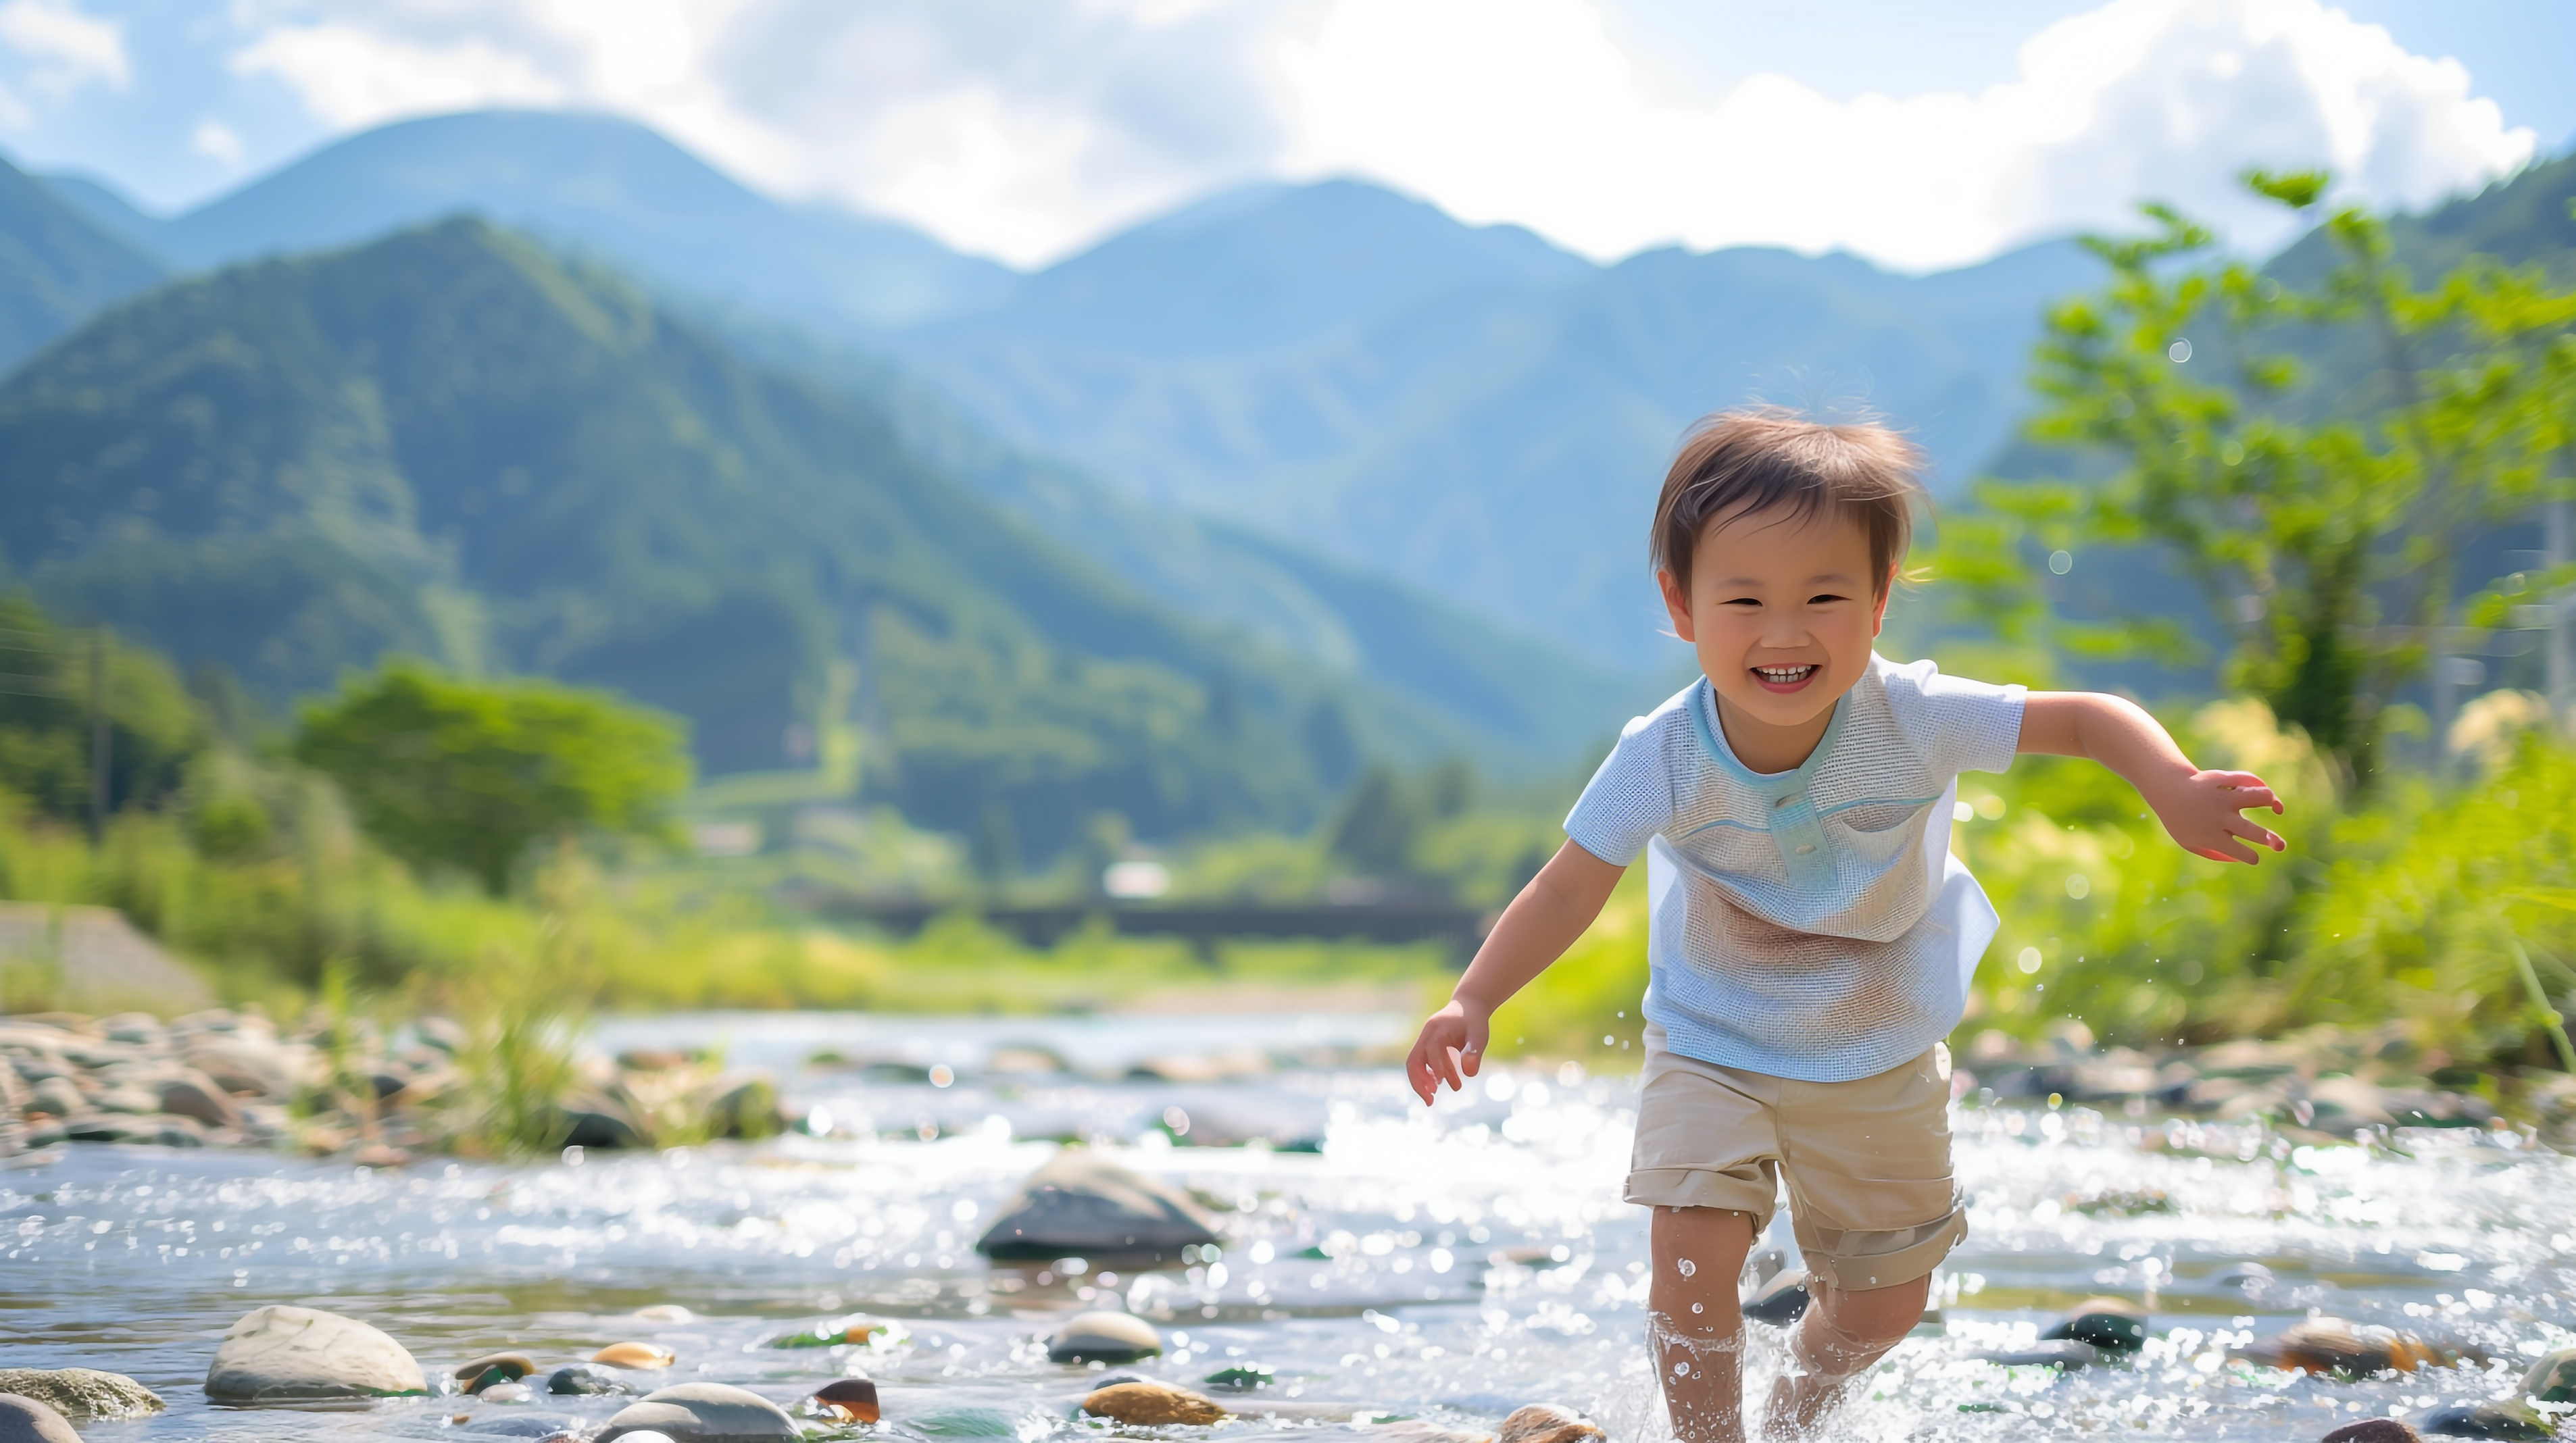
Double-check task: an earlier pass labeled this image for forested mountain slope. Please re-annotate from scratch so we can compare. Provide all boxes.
[0,219,1513,855]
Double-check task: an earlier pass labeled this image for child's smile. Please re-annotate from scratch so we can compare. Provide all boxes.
[1658,503,1889,774]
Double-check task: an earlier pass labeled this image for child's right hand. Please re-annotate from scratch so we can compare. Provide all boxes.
[1406,998,1491,1106]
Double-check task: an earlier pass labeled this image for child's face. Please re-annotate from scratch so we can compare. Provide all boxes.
[1657,505,1890,733]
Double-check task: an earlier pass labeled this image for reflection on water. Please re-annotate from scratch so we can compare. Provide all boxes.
[1,1012,2569,1441]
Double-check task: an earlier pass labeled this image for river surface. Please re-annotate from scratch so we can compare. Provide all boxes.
[1,1011,2569,1442]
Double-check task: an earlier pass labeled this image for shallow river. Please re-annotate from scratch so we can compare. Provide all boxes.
[2,1011,2569,1442]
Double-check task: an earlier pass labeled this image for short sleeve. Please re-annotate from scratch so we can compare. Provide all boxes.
[1562,715,1675,865]
[1881,658,2026,776]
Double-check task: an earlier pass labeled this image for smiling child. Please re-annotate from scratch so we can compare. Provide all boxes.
[1403,410,2287,1441]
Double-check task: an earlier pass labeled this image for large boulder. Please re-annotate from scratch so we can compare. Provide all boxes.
[203,1305,427,1401]
[0,1395,79,1443]
[596,1383,797,1441]
[976,1150,1218,1262]
[0,1369,161,1419]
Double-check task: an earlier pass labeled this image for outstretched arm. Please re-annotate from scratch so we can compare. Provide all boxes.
[1405,839,1626,1105]
[2018,691,2285,863]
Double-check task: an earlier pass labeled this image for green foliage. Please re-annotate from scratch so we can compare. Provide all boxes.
[0,596,204,824]
[1958,695,2576,1066]
[1949,175,2576,788]
[295,660,692,894]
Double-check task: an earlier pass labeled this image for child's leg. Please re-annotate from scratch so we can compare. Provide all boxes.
[1762,1271,1931,1438]
[1647,1205,1755,1443]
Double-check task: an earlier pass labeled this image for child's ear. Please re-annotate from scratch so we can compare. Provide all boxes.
[1872,566,1897,636]
[1657,568,1696,642]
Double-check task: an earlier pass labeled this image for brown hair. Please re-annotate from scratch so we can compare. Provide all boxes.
[1650,409,1925,597]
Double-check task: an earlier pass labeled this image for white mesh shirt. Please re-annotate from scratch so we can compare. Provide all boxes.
[1563,654,2026,1082]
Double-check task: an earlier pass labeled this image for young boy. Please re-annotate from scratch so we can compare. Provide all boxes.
[1404,412,2285,1441]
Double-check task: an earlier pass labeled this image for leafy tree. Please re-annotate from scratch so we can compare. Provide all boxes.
[0,594,203,824]
[1948,171,2576,790]
[295,661,691,894]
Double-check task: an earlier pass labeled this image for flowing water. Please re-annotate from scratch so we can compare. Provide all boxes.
[2,1010,2569,1442]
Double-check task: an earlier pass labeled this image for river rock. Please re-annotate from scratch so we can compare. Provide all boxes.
[1977,1340,2102,1369]
[1084,1381,1229,1426]
[155,1069,241,1129]
[2520,1346,2576,1403]
[0,1395,80,1443]
[182,1035,300,1098]
[546,1363,633,1396]
[203,1305,428,1401]
[976,1150,1218,1262]
[2271,1319,2435,1376]
[0,1368,163,1419]
[1497,1404,1604,1443]
[1047,1310,1164,1363]
[2415,1402,2550,1440]
[2042,1296,2148,1352]
[478,1382,532,1404]
[1204,1364,1274,1391]
[24,1078,79,1119]
[596,1382,797,1441]
[2322,1422,2423,1443]
[811,1379,878,1423]
[593,1342,675,1369]
[764,1316,893,1348]
[455,1352,537,1392]
[1743,1268,1809,1325]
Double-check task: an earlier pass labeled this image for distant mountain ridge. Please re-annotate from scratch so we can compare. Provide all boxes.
[0,218,1504,855]
[0,153,165,373]
[49,109,1016,329]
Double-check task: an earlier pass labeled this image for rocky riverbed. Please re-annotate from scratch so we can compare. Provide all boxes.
[3,1009,2575,1441]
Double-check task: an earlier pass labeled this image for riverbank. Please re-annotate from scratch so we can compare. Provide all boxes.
[5,1005,2573,1162]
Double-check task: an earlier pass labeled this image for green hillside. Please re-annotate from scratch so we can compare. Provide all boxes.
[0,151,166,374]
[0,218,1396,857]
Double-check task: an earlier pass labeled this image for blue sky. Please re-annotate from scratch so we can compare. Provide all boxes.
[0,0,2566,270]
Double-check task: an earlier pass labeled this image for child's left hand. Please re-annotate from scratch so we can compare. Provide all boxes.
[2146,769,2286,863]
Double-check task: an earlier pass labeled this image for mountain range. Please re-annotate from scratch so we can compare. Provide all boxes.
[0,218,1439,855]
[35,111,2102,673]
[5,109,2565,856]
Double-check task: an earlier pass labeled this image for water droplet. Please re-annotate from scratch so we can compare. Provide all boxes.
[1673,1361,1691,1376]
[2168,338,2193,363]
[1676,1259,1696,1277]
[1691,1302,1704,1314]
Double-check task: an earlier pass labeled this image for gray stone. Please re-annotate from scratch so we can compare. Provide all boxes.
[545,1363,633,1396]
[181,1035,299,1098]
[0,1394,80,1443]
[2415,1402,2550,1441]
[204,1305,428,1401]
[596,1382,797,1441]
[2521,1345,2576,1404]
[1047,1310,1164,1363]
[0,1368,163,1419]
[24,1078,79,1119]
[1977,1340,2103,1369]
[156,1069,242,1129]
[64,1113,205,1146]
[2041,1296,2148,1352]
[1743,1267,1808,1325]
[976,1149,1218,1262]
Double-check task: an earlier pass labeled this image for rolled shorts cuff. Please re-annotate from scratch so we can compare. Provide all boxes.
[1795,1204,1967,1292]
[1621,1166,1777,1226]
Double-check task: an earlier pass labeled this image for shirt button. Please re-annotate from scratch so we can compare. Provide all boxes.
[1794,844,1816,855]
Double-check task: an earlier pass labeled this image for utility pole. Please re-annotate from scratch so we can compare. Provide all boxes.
[88,627,109,849]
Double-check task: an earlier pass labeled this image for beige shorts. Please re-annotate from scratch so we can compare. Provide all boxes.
[1625,1024,1965,1292]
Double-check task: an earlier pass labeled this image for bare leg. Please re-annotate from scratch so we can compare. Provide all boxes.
[1760,1271,1929,1438]
[1647,1207,1756,1443]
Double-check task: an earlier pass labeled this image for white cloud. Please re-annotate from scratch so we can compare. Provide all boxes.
[0,0,128,93]
[210,0,2535,270]
[1277,0,2536,267]
[189,115,241,163]
[229,18,568,129]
